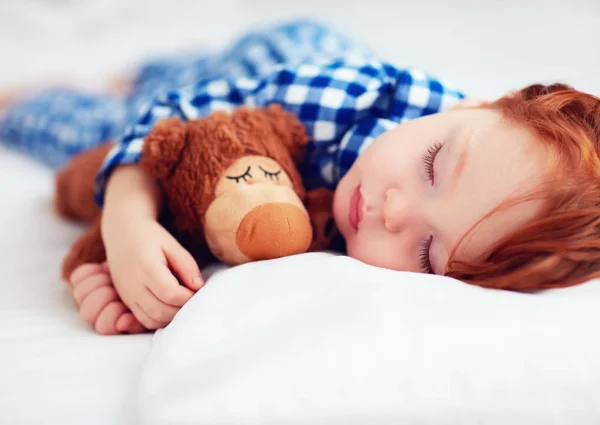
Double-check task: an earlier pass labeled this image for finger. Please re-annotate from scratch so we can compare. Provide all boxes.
[163,238,204,291]
[73,273,112,305]
[79,286,119,326]
[146,264,196,307]
[70,263,107,285]
[100,261,110,273]
[131,302,167,330]
[94,301,128,335]
[140,287,180,323]
[115,312,147,334]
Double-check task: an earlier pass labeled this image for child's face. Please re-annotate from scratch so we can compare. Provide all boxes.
[333,107,551,275]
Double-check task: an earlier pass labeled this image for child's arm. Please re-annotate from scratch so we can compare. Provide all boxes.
[100,164,204,330]
[91,59,465,330]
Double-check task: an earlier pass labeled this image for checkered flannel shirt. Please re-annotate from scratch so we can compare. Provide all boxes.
[69,21,469,206]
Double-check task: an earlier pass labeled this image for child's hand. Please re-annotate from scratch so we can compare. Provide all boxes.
[105,218,205,330]
[99,164,204,331]
[70,263,146,335]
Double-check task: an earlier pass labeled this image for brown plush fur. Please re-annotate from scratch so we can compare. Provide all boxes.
[55,104,336,281]
[54,142,111,222]
[61,217,106,279]
[140,104,309,241]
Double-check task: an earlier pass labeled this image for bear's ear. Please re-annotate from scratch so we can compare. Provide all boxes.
[262,103,310,163]
[140,116,188,181]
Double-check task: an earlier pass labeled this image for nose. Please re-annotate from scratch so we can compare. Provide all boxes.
[383,188,418,233]
[236,203,313,261]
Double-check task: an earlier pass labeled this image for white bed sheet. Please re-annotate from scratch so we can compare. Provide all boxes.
[0,146,153,425]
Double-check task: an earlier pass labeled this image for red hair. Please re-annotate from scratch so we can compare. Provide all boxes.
[445,83,600,290]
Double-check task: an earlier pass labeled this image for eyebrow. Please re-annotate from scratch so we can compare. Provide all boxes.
[447,130,472,194]
[432,131,473,274]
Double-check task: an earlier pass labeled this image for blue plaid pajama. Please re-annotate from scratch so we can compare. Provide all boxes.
[0,19,465,206]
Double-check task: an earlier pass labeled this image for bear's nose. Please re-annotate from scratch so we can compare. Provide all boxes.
[236,203,313,261]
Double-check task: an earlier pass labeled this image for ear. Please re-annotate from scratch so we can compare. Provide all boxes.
[262,103,309,163]
[140,116,188,181]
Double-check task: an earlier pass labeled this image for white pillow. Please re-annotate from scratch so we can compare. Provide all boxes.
[138,252,600,425]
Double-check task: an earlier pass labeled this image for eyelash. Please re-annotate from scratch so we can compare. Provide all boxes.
[422,141,444,184]
[419,235,434,274]
[419,140,444,274]
[226,166,282,183]
[226,166,252,183]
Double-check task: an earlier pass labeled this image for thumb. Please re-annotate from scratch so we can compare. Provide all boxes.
[163,237,204,291]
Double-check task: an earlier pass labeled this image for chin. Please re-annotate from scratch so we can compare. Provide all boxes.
[344,238,359,259]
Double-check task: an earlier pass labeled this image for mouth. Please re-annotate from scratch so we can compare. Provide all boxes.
[348,184,364,231]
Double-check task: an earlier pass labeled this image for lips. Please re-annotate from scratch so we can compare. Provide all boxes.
[348,184,364,231]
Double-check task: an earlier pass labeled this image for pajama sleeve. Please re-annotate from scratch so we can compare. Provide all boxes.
[94,60,465,206]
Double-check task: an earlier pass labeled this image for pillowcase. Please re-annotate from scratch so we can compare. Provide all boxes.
[138,252,600,425]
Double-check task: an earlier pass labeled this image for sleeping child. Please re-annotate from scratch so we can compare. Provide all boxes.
[3,20,600,334]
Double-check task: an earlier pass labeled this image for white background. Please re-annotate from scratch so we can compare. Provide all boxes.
[0,0,599,100]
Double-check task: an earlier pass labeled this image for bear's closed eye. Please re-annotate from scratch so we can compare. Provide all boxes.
[226,166,253,183]
[259,165,281,180]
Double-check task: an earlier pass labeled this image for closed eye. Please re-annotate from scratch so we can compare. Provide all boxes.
[418,235,434,274]
[419,140,444,274]
[226,166,252,183]
[422,141,444,184]
[259,165,281,181]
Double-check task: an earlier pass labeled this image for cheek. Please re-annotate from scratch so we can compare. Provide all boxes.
[332,169,356,236]
[346,232,416,273]
[204,193,254,265]
[344,222,418,273]
[357,136,417,191]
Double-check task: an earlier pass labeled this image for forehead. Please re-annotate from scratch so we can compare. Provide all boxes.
[446,109,552,261]
[457,109,548,192]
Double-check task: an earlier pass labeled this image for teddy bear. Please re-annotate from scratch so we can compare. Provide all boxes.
[55,104,338,281]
